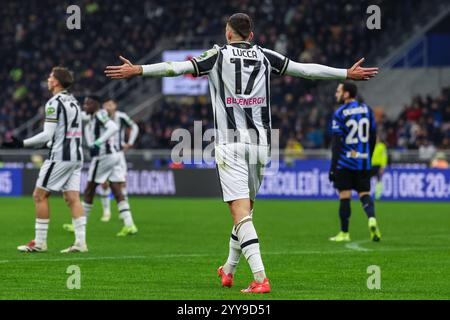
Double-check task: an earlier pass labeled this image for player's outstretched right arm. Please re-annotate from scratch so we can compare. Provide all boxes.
[105,56,195,79]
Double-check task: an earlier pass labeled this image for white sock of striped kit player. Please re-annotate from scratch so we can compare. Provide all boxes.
[223,210,253,275]
[235,213,266,283]
[35,218,49,246]
[122,187,128,202]
[117,188,129,220]
[99,187,111,216]
[118,200,134,227]
[72,216,86,245]
[82,202,93,220]
[223,226,241,275]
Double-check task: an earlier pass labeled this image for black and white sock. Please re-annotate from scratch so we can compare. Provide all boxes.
[223,226,241,275]
[122,187,128,202]
[73,216,86,246]
[82,202,93,220]
[235,215,266,283]
[35,218,49,246]
[99,187,111,216]
[223,210,254,275]
[118,200,134,227]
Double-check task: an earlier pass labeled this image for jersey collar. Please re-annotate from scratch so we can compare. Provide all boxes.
[229,41,252,49]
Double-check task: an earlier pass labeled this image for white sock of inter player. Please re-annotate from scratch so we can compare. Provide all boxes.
[118,200,134,227]
[100,188,111,216]
[72,216,86,246]
[35,218,49,247]
[235,216,266,283]
[82,202,93,220]
[223,226,241,275]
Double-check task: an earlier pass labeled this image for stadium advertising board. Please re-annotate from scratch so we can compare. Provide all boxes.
[21,168,221,198]
[9,162,450,201]
[258,160,450,202]
[0,169,22,197]
[162,50,209,96]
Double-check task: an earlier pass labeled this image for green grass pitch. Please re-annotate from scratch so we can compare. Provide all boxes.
[0,197,449,300]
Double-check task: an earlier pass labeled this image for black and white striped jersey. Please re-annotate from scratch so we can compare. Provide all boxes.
[190,41,289,146]
[111,111,138,151]
[46,91,83,162]
[84,109,118,157]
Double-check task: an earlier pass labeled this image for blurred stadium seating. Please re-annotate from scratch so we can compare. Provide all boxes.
[1,0,449,156]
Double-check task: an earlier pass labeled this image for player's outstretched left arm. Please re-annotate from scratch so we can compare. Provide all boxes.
[285,57,378,81]
[105,56,195,79]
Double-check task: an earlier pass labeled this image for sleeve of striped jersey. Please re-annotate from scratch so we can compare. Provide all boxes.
[96,109,110,126]
[142,61,195,77]
[23,121,57,148]
[44,99,58,123]
[331,112,344,135]
[96,120,118,145]
[285,61,347,80]
[120,113,133,128]
[81,111,90,122]
[121,113,139,145]
[191,47,219,77]
[260,48,289,76]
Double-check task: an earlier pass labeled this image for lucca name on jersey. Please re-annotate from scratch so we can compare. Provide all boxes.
[331,100,377,171]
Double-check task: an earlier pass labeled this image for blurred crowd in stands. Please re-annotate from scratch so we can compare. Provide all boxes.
[379,88,450,158]
[1,0,448,157]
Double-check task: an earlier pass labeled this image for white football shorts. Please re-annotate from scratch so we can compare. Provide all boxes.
[87,153,125,184]
[36,160,82,192]
[118,151,128,176]
[215,143,270,202]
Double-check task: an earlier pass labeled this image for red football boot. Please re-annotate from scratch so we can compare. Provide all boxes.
[241,278,271,293]
[218,266,234,287]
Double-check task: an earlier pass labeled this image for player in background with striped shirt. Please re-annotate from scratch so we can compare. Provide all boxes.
[105,13,378,293]
[97,98,139,222]
[82,96,138,236]
[328,82,382,242]
[2,67,87,253]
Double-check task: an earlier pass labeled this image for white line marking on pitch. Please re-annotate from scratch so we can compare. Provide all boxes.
[345,240,372,252]
[0,255,147,264]
[0,250,352,264]
[2,234,448,264]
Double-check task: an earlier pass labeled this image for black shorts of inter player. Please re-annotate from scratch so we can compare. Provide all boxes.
[334,169,371,193]
[370,166,382,180]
